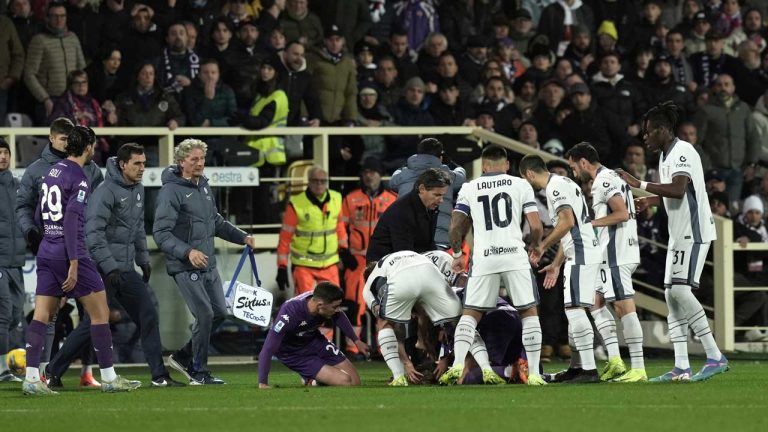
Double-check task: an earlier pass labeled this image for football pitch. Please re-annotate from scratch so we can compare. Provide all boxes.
[1,359,766,432]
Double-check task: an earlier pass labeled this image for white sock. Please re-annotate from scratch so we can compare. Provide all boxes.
[39,362,48,375]
[567,324,582,369]
[100,366,117,382]
[566,309,596,371]
[452,315,478,368]
[81,364,93,377]
[25,367,40,382]
[521,316,543,376]
[675,287,723,360]
[621,312,645,369]
[665,289,690,370]
[0,354,7,372]
[377,328,405,379]
[469,333,491,371]
[591,307,620,359]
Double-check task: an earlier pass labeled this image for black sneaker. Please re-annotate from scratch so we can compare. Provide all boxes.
[168,351,192,381]
[560,369,600,384]
[0,370,22,382]
[46,374,64,388]
[547,367,583,383]
[151,375,187,387]
[190,372,225,385]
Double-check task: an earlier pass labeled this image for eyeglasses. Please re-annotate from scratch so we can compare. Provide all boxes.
[309,178,328,185]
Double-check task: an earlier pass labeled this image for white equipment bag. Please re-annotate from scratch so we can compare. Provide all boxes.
[223,248,273,327]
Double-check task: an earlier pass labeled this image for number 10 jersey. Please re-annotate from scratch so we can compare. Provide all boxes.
[454,173,539,276]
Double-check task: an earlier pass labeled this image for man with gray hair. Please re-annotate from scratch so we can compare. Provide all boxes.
[153,139,258,385]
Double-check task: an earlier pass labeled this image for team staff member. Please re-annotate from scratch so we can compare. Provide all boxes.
[341,157,397,331]
[276,166,348,294]
[85,143,185,387]
[367,168,451,262]
[153,139,258,385]
[0,139,25,383]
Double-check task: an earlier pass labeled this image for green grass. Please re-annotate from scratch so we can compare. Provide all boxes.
[1,360,766,431]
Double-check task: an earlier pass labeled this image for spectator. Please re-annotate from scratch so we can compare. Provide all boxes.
[562,25,594,76]
[274,40,321,127]
[732,8,768,52]
[386,77,434,167]
[520,43,554,88]
[552,57,574,83]
[629,0,663,53]
[280,0,324,48]
[690,29,744,91]
[241,58,289,167]
[430,52,473,102]
[685,11,712,55]
[416,32,449,78]
[183,59,237,127]
[183,21,200,52]
[429,78,473,127]
[510,8,536,55]
[49,70,116,132]
[393,0,440,50]
[476,75,520,138]
[644,53,697,120]
[490,12,511,43]
[665,29,696,91]
[306,24,358,125]
[537,0,594,56]
[590,51,645,154]
[65,0,102,61]
[389,138,466,249]
[24,2,86,124]
[590,0,639,50]
[116,62,185,131]
[9,0,43,48]
[695,73,761,205]
[177,0,220,44]
[673,0,702,38]
[624,45,655,84]
[738,40,768,95]
[198,18,238,75]
[595,20,622,60]
[154,22,201,100]
[354,41,378,84]
[373,56,404,109]
[311,0,372,47]
[621,141,658,182]
[0,16,24,123]
[513,74,538,115]
[678,120,712,170]
[493,37,525,84]
[559,82,616,164]
[223,0,254,28]
[119,5,164,77]
[99,0,131,50]
[256,0,286,44]
[521,0,556,29]
[531,79,566,145]
[227,19,268,110]
[457,35,489,86]
[717,0,744,40]
[385,28,420,84]
[356,82,395,161]
[267,25,287,53]
[85,46,127,107]
[275,165,347,294]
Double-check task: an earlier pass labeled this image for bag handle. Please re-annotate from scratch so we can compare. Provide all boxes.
[225,248,262,297]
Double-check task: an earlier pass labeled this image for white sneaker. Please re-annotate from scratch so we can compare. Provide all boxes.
[744,329,767,342]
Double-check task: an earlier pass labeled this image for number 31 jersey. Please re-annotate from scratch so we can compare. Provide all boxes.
[592,167,640,266]
[454,173,539,275]
[545,174,602,265]
[36,159,91,260]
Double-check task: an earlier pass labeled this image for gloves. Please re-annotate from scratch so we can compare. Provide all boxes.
[27,228,43,255]
[140,263,152,283]
[276,267,289,291]
[106,271,123,290]
[339,249,358,270]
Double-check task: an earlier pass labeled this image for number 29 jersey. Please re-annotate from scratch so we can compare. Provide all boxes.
[545,174,601,265]
[454,173,538,276]
[36,159,91,260]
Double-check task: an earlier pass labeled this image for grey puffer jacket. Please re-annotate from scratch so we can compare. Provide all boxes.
[86,157,149,275]
[389,154,466,246]
[15,145,103,238]
[0,170,26,268]
[152,165,246,275]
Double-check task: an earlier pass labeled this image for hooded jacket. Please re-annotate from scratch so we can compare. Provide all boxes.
[275,53,322,126]
[0,170,26,268]
[389,154,466,246]
[306,46,358,123]
[152,165,246,275]
[86,157,149,275]
[16,144,103,238]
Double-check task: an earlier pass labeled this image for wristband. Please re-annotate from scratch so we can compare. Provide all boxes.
[640,181,648,190]
[451,250,463,259]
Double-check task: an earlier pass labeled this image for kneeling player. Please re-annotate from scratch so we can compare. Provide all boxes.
[363,250,462,386]
[258,282,370,388]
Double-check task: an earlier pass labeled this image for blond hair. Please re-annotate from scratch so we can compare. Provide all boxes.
[174,138,208,162]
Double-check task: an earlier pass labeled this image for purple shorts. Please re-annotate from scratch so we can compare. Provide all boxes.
[277,335,347,380]
[36,258,105,299]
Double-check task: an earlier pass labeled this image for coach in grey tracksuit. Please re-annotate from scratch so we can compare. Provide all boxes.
[153,139,256,384]
[0,141,26,381]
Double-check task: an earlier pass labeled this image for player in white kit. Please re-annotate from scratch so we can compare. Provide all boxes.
[363,250,462,386]
[441,145,546,386]
[521,154,602,384]
[566,142,647,383]
[618,101,728,382]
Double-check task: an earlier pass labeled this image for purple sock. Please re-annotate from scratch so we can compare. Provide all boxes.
[25,320,48,369]
[463,367,483,384]
[90,324,114,369]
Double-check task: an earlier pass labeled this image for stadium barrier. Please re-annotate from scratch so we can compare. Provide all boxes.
[1,125,760,353]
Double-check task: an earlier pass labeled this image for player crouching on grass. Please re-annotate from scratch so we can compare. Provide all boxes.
[257,282,370,388]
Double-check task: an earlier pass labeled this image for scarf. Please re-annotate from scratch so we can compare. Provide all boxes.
[323,47,344,65]
[671,56,687,84]
[162,48,200,93]
[68,91,104,127]
[700,54,725,87]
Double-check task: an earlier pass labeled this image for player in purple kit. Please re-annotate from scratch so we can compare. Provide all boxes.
[22,126,141,395]
[258,282,370,388]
